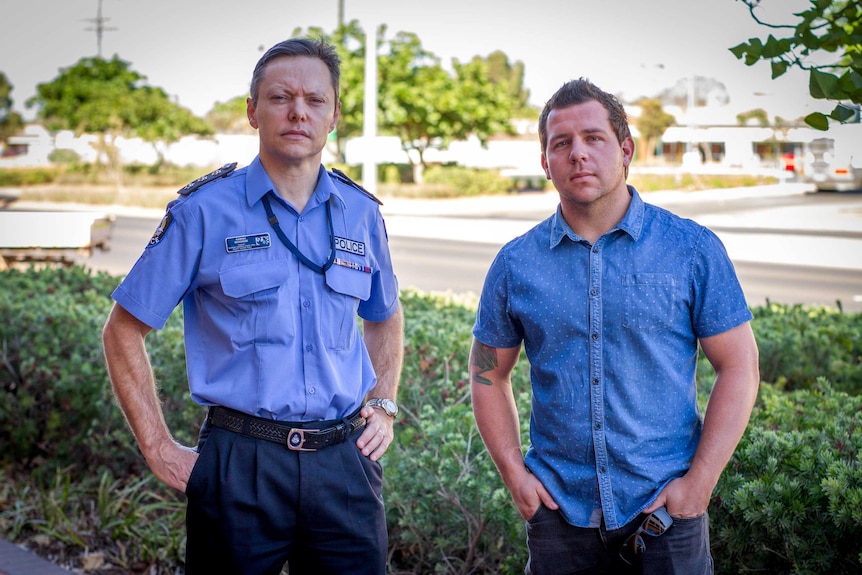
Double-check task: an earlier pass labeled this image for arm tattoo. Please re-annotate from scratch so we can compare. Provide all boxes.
[471,343,498,386]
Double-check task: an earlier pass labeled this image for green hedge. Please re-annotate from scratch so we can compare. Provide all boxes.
[1,267,861,574]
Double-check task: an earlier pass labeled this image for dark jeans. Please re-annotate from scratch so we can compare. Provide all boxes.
[525,505,713,575]
[184,419,387,575]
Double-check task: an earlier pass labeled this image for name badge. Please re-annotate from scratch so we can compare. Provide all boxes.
[225,233,271,253]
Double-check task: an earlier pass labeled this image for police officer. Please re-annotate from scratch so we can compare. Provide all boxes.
[102,38,403,575]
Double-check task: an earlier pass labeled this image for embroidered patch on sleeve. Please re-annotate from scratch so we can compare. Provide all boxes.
[147,212,174,248]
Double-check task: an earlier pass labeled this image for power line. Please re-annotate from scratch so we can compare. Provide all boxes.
[84,0,117,58]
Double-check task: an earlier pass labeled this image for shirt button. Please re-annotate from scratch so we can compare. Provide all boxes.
[599,466,606,474]
[594,422,601,430]
[590,289,597,296]
[302,300,311,308]
[592,333,599,340]
[305,344,313,352]
[592,378,599,385]
[308,387,315,394]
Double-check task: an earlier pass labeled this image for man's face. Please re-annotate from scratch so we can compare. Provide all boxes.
[541,100,633,206]
[247,56,340,168]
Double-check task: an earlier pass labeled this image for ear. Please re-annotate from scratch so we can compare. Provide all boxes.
[541,153,551,179]
[247,97,258,130]
[330,100,341,133]
[621,136,635,168]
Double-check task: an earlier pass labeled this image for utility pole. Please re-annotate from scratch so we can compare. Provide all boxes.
[84,0,117,58]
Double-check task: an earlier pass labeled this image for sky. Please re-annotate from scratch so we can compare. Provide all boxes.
[0,0,827,123]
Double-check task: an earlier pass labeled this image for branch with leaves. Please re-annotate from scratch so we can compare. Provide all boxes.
[729,0,862,130]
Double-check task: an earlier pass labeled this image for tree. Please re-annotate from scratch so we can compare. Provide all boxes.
[737,108,771,126]
[378,30,516,181]
[290,24,520,181]
[205,95,255,134]
[27,56,213,173]
[730,0,862,130]
[475,50,537,118]
[0,72,24,150]
[634,98,676,164]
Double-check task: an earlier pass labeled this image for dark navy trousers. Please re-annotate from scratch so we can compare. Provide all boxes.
[184,419,387,575]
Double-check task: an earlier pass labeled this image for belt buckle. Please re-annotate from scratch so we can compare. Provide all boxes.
[286,428,318,452]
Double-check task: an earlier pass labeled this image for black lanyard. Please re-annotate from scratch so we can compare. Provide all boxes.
[262,191,335,274]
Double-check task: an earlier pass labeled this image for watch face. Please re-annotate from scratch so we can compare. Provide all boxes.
[382,399,397,415]
[370,398,397,416]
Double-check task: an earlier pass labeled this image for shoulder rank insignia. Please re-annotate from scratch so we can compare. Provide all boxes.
[178,162,238,196]
[329,168,383,205]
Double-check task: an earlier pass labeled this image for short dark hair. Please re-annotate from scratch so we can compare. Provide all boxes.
[249,37,341,105]
[538,78,631,152]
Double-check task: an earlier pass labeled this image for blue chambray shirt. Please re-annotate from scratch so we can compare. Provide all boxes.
[113,158,400,422]
[473,186,752,530]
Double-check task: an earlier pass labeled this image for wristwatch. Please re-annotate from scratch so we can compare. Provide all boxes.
[365,398,399,418]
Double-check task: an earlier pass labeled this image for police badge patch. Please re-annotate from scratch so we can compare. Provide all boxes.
[147,212,174,248]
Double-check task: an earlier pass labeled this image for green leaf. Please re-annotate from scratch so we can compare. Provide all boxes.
[771,60,789,79]
[830,103,858,123]
[810,69,841,99]
[729,43,750,60]
[805,111,830,130]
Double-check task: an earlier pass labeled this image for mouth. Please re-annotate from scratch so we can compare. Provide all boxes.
[281,129,308,139]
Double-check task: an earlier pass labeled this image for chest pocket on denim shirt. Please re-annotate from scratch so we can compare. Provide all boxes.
[218,261,293,347]
[323,265,372,350]
[622,273,674,332]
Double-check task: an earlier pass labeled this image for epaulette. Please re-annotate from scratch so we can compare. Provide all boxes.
[177,162,238,196]
[329,168,383,205]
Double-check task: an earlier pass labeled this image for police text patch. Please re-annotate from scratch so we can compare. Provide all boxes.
[225,233,271,253]
[334,236,365,256]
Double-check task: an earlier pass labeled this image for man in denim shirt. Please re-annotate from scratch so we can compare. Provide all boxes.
[470,79,759,574]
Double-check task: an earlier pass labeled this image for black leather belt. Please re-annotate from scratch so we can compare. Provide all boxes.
[209,406,366,452]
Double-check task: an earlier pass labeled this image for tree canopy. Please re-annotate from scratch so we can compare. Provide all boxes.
[730,0,862,130]
[0,72,24,149]
[28,56,213,167]
[634,98,676,163]
[288,22,523,174]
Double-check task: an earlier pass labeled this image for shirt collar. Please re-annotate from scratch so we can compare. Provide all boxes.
[245,157,345,210]
[548,185,645,248]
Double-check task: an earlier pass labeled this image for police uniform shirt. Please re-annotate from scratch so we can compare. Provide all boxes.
[112,158,400,422]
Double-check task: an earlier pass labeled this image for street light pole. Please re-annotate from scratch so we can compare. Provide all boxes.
[362,22,378,195]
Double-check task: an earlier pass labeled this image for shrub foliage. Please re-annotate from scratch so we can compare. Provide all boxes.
[1,267,860,573]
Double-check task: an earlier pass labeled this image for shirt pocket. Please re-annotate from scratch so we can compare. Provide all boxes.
[622,273,674,332]
[323,265,372,350]
[218,261,293,347]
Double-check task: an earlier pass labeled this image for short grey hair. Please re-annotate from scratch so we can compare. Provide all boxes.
[249,37,341,105]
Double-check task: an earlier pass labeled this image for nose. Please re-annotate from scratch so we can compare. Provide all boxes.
[569,140,587,162]
[287,100,306,121]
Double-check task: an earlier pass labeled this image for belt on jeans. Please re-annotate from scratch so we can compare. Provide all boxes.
[208,406,366,452]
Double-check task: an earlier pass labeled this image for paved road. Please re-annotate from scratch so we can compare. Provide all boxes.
[66,182,862,311]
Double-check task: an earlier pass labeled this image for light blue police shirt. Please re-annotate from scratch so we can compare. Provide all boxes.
[472,186,752,530]
[112,157,400,421]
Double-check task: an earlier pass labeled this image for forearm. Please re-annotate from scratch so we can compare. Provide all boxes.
[689,366,759,490]
[469,340,526,483]
[363,304,404,400]
[102,304,172,457]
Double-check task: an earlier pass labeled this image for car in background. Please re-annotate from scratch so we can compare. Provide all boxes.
[801,124,862,192]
